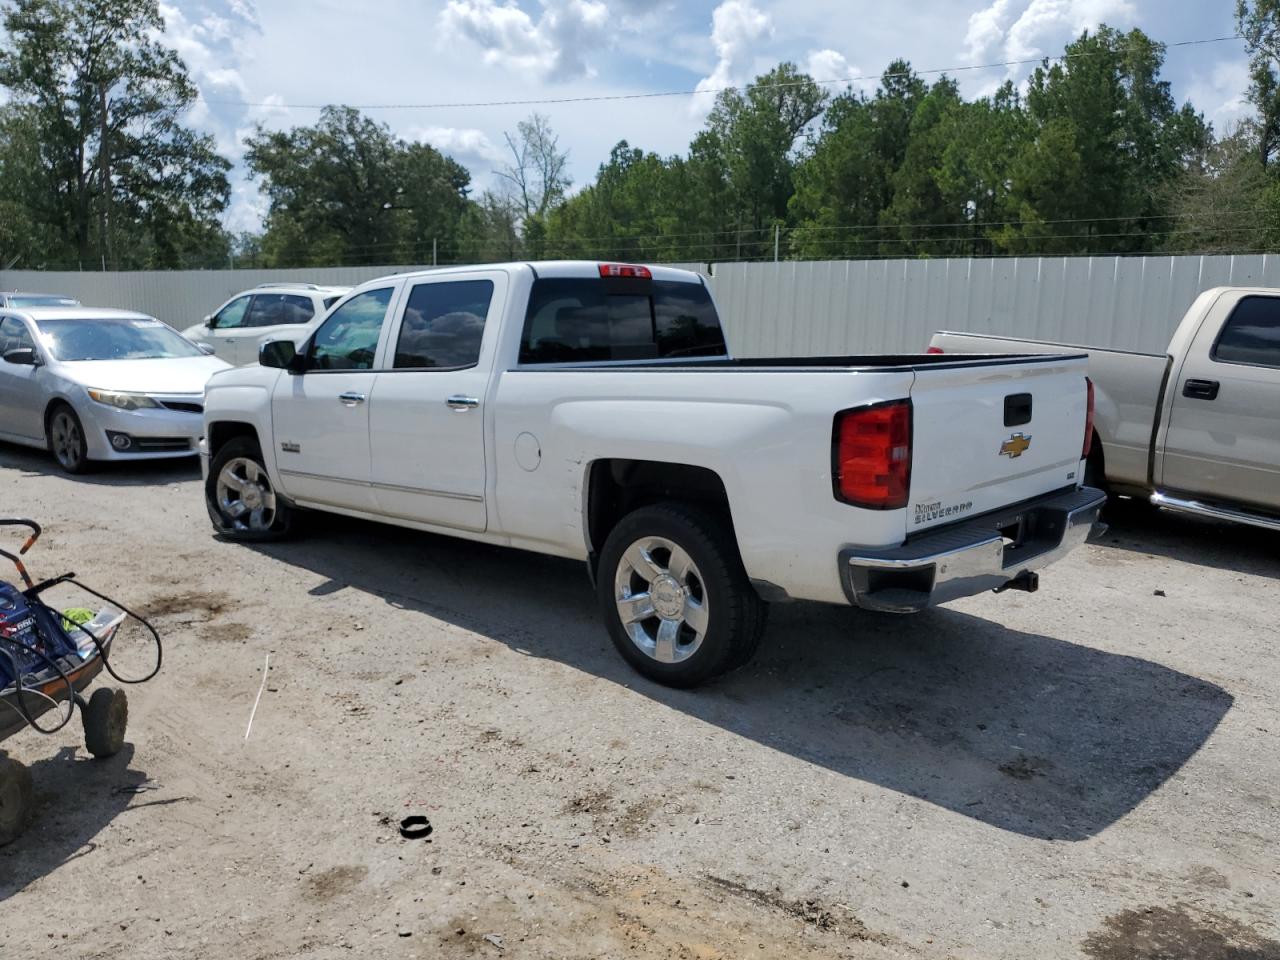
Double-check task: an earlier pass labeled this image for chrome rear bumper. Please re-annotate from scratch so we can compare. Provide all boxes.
[840,486,1108,613]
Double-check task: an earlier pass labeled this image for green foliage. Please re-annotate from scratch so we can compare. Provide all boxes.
[245,106,476,267]
[0,0,230,268]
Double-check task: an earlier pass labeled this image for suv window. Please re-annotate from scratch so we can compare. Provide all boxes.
[0,316,35,353]
[213,295,252,329]
[519,278,726,364]
[393,280,494,369]
[306,288,394,370]
[1214,296,1280,368]
[245,293,315,327]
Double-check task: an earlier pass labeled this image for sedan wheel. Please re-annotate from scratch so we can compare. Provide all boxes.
[48,406,88,473]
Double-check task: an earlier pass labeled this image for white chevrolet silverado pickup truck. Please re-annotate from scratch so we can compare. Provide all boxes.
[931,286,1280,532]
[201,261,1105,687]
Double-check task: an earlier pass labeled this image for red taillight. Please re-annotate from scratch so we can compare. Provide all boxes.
[1082,377,1095,459]
[833,400,912,509]
[599,263,652,279]
[926,346,944,355]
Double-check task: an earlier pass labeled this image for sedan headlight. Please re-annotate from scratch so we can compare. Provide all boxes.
[86,389,161,411]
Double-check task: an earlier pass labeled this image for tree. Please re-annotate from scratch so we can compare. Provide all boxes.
[703,62,828,257]
[1238,0,1280,168]
[0,0,231,268]
[1000,27,1208,254]
[496,113,571,252]
[245,106,475,266]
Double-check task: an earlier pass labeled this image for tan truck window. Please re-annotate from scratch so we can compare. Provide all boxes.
[1213,296,1280,369]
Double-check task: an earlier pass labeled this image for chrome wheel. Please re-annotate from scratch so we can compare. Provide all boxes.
[215,457,278,532]
[50,409,83,471]
[614,535,710,664]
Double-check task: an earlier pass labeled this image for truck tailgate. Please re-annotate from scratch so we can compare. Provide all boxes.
[907,356,1088,533]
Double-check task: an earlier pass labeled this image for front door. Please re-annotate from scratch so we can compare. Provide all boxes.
[368,273,503,531]
[271,285,400,512]
[1160,292,1280,511]
[203,294,254,364]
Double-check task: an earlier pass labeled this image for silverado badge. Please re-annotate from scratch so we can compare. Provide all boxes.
[1000,433,1032,459]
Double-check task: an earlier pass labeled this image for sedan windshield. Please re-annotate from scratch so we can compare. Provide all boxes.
[36,317,204,361]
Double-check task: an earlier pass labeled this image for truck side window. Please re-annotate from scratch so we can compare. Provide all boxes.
[519,278,727,364]
[393,280,494,369]
[1213,296,1280,368]
[306,287,394,370]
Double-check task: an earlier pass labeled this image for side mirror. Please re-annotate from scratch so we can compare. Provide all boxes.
[197,342,216,356]
[260,339,304,372]
[3,348,38,366]
[204,314,216,329]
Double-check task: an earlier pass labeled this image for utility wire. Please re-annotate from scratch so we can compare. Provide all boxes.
[201,35,1245,112]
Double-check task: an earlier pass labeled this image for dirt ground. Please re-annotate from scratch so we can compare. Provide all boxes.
[1,445,1278,960]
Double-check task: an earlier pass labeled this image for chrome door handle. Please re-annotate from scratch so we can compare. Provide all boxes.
[446,395,480,410]
[338,391,366,405]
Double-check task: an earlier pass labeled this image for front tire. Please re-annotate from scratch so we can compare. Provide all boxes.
[83,687,128,759]
[47,403,91,474]
[597,502,767,688]
[206,436,294,541]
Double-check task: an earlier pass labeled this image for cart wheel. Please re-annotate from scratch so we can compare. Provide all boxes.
[0,756,34,846]
[83,688,128,759]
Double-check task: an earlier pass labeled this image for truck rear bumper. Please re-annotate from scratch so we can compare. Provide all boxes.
[840,486,1107,613]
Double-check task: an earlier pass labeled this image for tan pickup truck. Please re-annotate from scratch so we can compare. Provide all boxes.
[930,287,1280,531]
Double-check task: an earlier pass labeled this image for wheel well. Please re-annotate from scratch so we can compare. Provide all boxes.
[586,459,732,556]
[43,397,74,432]
[207,421,260,460]
[1085,431,1105,487]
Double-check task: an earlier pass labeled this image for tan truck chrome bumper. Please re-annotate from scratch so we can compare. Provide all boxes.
[840,486,1108,614]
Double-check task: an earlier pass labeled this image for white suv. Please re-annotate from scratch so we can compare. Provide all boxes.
[183,283,350,365]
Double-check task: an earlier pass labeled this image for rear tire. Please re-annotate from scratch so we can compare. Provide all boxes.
[0,755,33,846]
[597,502,767,688]
[83,687,128,759]
[206,436,294,541]
[46,402,91,475]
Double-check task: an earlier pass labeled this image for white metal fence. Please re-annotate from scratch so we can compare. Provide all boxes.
[707,254,1280,357]
[6,254,1280,356]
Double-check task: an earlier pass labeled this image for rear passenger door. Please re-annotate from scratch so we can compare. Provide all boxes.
[242,293,317,365]
[367,272,504,532]
[1160,292,1280,511]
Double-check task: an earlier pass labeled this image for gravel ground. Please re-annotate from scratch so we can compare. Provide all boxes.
[0,445,1277,960]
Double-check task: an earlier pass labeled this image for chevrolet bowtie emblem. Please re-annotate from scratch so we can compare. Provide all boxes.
[1000,433,1032,458]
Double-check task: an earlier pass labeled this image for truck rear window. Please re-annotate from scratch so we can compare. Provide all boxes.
[519,277,727,364]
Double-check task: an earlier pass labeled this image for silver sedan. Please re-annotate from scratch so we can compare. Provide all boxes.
[0,307,231,473]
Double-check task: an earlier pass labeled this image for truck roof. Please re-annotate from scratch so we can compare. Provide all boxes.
[383,260,706,285]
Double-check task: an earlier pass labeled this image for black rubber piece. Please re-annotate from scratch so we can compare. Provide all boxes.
[399,815,433,840]
[205,436,295,542]
[83,687,128,759]
[596,501,768,689]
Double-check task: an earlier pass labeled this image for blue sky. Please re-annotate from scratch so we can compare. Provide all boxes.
[152,0,1252,232]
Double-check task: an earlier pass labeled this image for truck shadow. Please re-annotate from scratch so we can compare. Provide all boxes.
[1097,500,1278,578]
[249,516,1231,843]
[0,441,199,486]
[0,744,149,899]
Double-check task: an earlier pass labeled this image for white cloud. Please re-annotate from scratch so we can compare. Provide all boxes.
[691,0,773,115]
[962,0,1137,68]
[438,0,610,81]
[1187,58,1253,135]
[411,125,508,182]
[805,48,862,89]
